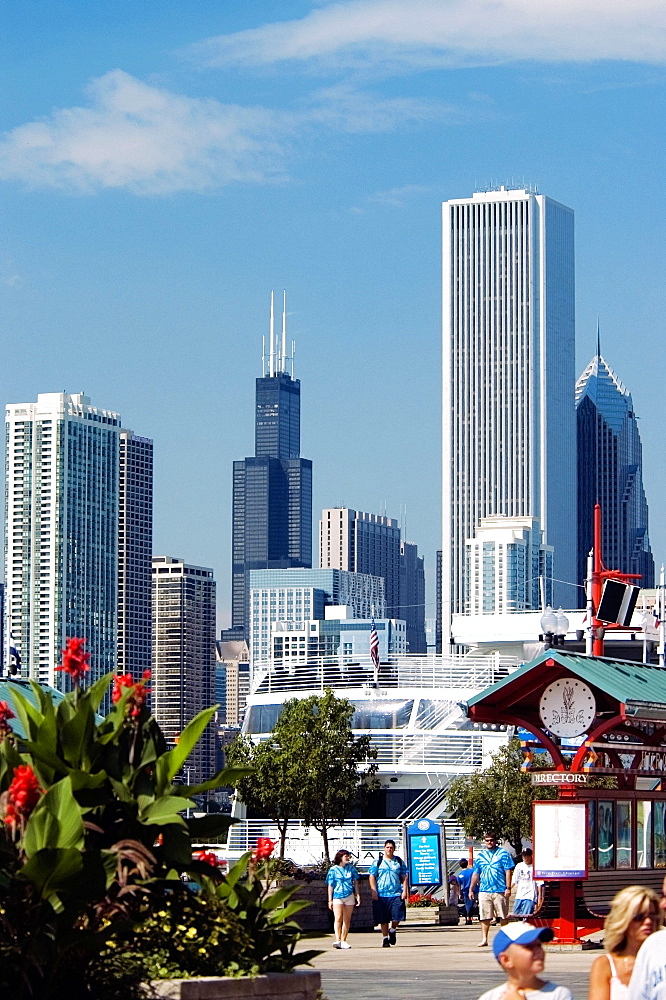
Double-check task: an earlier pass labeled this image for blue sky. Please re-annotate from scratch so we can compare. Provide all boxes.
[1,1,665,625]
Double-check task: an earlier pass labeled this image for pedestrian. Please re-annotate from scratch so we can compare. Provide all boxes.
[476,922,572,1000]
[589,884,662,1000]
[326,849,361,950]
[627,875,666,1000]
[457,858,477,924]
[448,873,461,907]
[469,831,515,947]
[368,838,409,948]
[512,848,544,919]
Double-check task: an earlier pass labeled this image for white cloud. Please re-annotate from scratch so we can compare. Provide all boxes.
[0,71,448,194]
[192,0,666,70]
[0,70,291,195]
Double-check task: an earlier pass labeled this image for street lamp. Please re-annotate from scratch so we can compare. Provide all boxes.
[540,606,569,649]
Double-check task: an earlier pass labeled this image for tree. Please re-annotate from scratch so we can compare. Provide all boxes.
[225,734,301,860]
[279,690,378,864]
[228,689,378,863]
[446,738,555,856]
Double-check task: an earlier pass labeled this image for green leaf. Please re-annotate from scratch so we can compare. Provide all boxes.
[186,813,236,841]
[176,765,253,796]
[267,900,310,922]
[19,847,84,902]
[23,776,84,856]
[81,671,114,715]
[58,700,96,770]
[138,795,193,828]
[154,706,216,790]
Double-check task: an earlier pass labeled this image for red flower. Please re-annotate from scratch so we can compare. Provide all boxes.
[0,701,15,741]
[2,764,43,835]
[56,637,90,685]
[251,837,276,863]
[193,849,222,868]
[112,670,151,718]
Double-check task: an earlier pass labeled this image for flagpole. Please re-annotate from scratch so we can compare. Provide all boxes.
[659,563,666,667]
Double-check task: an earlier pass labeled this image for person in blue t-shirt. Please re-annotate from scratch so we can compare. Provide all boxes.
[326,850,360,949]
[368,839,409,948]
[469,832,514,947]
[456,858,477,924]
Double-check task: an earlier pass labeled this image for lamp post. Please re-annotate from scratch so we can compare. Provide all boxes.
[540,606,569,649]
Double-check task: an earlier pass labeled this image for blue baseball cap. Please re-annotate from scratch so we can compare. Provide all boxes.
[493,922,554,960]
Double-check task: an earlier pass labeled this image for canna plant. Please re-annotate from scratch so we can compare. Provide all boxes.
[0,638,315,999]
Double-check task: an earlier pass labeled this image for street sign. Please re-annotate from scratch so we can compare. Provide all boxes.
[406,818,443,888]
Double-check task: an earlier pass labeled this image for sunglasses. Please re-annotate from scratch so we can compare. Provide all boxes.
[632,911,660,922]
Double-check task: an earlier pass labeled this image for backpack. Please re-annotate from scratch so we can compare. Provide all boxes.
[378,851,405,867]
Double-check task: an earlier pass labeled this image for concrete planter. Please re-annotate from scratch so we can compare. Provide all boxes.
[275,879,375,932]
[437,903,461,926]
[149,970,321,999]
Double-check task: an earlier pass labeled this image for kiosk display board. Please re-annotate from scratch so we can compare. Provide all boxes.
[533,801,588,879]
[406,819,443,888]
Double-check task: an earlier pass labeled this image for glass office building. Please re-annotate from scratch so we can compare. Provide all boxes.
[576,351,654,599]
[118,430,153,677]
[232,295,312,635]
[442,188,577,635]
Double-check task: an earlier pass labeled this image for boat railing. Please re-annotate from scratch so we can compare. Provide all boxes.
[250,652,518,696]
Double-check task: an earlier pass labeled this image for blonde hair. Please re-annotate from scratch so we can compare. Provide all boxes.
[603,885,662,954]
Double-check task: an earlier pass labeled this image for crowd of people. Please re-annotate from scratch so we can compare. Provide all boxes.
[324,831,666,1000]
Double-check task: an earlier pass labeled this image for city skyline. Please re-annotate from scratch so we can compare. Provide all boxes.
[2,2,664,626]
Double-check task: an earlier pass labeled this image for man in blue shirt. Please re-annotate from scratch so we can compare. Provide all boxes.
[456,858,477,924]
[368,839,409,948]
[469,832,514,947]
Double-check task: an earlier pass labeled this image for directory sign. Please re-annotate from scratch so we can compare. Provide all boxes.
[406,818,442,888]
[533,801,588,879]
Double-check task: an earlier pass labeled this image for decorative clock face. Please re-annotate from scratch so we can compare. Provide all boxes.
[539,678,596,738]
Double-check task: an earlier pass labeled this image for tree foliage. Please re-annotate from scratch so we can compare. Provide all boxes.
[446,738,556,856]
[228,689,378,863]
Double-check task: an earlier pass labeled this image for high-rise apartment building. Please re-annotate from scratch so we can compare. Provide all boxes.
[398,541,426,653]
[118,430,153,676]
[442,188,577,633]
[231,294,312,636]
[5,393,121,686]
[319,508,400,616]
[576,349,654,600]
[152,556,216,785]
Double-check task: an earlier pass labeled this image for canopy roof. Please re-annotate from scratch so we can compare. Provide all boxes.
[465,649,666,725]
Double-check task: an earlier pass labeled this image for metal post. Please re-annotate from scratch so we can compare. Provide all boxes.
[659,565,665,669]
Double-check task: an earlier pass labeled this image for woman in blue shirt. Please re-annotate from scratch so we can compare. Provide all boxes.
[326,850,360,949]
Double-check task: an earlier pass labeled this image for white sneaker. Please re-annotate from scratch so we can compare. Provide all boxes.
[340,941,351,949]
[332,941,341,949]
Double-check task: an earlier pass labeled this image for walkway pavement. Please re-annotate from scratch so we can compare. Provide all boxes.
[298,920,601,999]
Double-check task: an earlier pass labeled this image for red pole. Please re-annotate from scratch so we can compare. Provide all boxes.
[592,504,604,657]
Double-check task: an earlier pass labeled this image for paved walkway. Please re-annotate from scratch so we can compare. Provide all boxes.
[298,921,601,999]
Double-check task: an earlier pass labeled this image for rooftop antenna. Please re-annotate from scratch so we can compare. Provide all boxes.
[281,291,287,374]
[269,291,275,377]
[596,318,601,360]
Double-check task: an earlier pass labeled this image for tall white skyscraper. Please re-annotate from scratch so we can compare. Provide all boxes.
[5,393,121,686]
[442,188,577,634]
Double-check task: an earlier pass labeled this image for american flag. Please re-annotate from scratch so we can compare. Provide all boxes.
[370,621,379,670]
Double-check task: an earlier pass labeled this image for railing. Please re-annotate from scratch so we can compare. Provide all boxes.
[363,731,485,769]
[225,818,469,868]
[250,652,518,696]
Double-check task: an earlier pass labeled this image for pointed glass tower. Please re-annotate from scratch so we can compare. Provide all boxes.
[576,343,654,601]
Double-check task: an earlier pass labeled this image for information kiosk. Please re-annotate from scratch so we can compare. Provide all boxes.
[464,649,666,944]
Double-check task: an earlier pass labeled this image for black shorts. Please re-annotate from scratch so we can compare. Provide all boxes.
[372,895,406,926]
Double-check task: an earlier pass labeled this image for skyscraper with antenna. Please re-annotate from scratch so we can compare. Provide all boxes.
[231,293,312,637]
